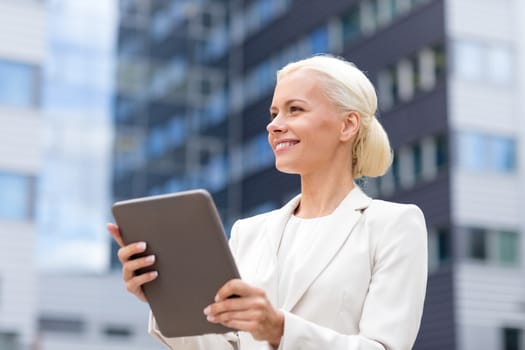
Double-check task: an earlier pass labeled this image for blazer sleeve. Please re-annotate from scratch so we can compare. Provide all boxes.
[277,204,428,350]
[148,314,238,350]
[146,221,243,349]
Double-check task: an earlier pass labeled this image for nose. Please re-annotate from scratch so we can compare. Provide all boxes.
[266,115,286,134]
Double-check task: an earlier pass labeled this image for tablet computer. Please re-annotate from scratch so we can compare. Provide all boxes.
[111,189,240,338]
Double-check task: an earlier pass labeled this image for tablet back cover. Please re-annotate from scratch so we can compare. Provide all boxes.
[112,189,240,337]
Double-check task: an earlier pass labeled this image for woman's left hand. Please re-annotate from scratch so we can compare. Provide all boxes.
[204,279,284,348]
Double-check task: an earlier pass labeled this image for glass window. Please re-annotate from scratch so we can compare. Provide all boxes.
[398,146,415,188]
[204,25,227,61]
[436,134,448,169]
[376,0,395,26]
[309,27,330,54]
[39,317,86,334]
[437,228,451,263]
[377,69,395,110]
[147,127,167,158]
[489,136,515,172]
[433,44,446,79]
[394,0,412,14]
[0,172,33,221]
[429,227,451,271]
[257,0,272,24]
[454,40,512,85]
[418,47,436,91]
[114,128,147,179]
[102,325,133,338]
[458,132,516,173]
[206,155,228,191]
[0,332,19,350]
[457,132,487,171]
[502,328,522,350]
[468,227,487,261]
[412,142,423,180]
[397,59,415,101]
[359,0,377,34]
[342,7,360,43]
[167,117,186,148]
[421,136,437,180]
[151,9,173,42]
[487,45,513,85]
[0,60,38,108]
[498,231,519,266]
[454,40,483,81]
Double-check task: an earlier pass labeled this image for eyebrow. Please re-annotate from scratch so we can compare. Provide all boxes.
[269,98,307,112]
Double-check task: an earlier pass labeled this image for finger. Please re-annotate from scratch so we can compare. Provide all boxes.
[208,308,263,324]
[122,254,156,281]
[107,223,125,247]
[205,296,252,317]
[117,241,147,265]
[125,270,158,298]
[216,319,256,332]
[215,279,264,302]
[205,293,272,324]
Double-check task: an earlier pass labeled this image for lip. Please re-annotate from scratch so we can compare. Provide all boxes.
[273,139,300,152]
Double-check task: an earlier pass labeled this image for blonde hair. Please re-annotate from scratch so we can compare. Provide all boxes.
[277,55,392,179]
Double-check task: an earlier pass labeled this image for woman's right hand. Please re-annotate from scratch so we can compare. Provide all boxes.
[107,223,158,303]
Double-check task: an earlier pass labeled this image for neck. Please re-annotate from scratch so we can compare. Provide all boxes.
[295,167,355,219]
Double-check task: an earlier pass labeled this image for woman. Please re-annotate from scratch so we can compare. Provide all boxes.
[108,55,428,350]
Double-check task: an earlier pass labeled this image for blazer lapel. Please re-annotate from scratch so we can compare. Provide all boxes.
[254,195,301,305]
[281,186,372,311]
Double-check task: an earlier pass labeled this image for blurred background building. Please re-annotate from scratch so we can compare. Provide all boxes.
[33,1,162,349]
[0,0,523,349]
[0,0,46,349]
[36,0,114,272]
[113,0,524,349]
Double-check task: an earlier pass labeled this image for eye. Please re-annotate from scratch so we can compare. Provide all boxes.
[290,105,303,114]
[269,112,277,120]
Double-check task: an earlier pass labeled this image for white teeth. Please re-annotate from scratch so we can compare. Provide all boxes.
[276,141,296,150]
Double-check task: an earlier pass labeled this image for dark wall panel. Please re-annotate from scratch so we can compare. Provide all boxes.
[382,83,448,149]
[414,267,456,350]
[387,170,451,227]
[345,0,446,72]
[241,167,300,212]
[242,0,358,70]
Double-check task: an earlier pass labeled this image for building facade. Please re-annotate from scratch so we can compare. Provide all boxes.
[0,0,46,349]
[36,0,115,273]
[36,273,163,350]
[113,0,524,349]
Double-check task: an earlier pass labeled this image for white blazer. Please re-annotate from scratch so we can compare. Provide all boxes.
[149,186,428,350]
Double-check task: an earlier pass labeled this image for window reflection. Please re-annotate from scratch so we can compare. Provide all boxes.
[0,172,33,221]
[0,59,39,108]
[457,131,516,173]
[454,39,513,85]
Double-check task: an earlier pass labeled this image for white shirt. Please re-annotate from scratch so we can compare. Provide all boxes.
[277,214,334,307]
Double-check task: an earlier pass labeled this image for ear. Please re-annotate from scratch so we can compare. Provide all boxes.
[340,111,360,142]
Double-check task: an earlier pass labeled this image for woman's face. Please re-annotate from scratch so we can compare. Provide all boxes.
[267,69,350,175]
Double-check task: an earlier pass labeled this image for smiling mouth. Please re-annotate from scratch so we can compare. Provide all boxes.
[275,141,299,151]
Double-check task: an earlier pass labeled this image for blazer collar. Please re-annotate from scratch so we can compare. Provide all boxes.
[264,185,372,310]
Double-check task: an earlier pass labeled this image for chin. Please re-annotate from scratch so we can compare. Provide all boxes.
[274,162,301,175]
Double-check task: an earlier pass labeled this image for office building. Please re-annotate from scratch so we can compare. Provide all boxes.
[113,0,525,349]
[36,0,114,272]
[0,0,46,349]
[36,273,163,350]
